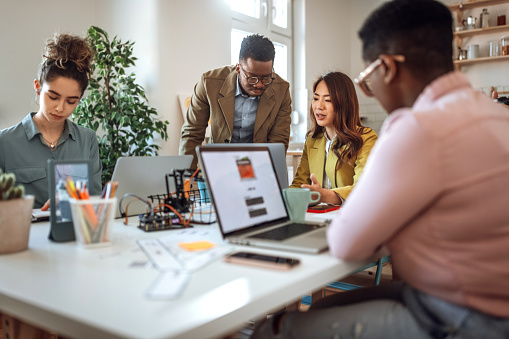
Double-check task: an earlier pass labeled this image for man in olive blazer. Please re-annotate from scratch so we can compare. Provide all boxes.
[179,34,292,168]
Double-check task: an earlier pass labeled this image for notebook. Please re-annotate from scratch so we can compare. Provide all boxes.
[197,145,329,254]
[111,155,193,218]
[203,143,289,189]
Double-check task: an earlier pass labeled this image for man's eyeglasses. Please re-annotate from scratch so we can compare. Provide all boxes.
[354,55,405,97]
[239,64,275,85]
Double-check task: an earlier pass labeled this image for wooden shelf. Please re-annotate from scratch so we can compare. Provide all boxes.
[450,0,509,69]
[453,54,509,66]
[449,0,509,11]
[455,24,509,37]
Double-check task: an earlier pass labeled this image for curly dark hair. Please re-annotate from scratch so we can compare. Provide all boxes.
[38,33,94,95]
[358,0,454,78]
[307,72,370,170]
[239,34,275,62]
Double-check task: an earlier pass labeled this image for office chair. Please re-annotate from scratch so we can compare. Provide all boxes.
[301,255,391,306]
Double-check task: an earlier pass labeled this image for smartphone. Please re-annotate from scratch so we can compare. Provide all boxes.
[307,204,340,213]
[223,252,300,270]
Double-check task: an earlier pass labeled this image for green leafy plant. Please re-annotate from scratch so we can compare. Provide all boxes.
[0,169,25,200]
[73,26,169,185]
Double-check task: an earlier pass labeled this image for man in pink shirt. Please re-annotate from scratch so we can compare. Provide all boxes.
[253,0,509,338]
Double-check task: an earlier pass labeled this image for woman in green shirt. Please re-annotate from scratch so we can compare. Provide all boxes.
[0,33,101,208]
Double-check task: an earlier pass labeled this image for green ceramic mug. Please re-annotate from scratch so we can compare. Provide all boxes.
[282,188,321,221]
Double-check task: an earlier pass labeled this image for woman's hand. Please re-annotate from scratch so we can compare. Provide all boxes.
[301,173,342,205]
[41,199,50,211]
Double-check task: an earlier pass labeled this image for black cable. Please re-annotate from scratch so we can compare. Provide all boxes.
[118,193,152,218]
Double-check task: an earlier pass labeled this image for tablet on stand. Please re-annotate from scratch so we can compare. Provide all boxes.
[47,159,92,242]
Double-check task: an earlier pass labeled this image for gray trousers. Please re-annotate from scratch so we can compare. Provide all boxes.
[251,283,509,339]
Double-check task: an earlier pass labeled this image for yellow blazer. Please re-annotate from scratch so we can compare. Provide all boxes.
[179,65,292,168]
[290,129,378,200]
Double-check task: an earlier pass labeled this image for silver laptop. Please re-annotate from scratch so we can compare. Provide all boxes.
[197,146,328,254]
[202,143,288,189]
[111,155,193,218]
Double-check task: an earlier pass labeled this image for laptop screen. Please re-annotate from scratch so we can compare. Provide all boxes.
[111,155,193,217]
[198,147,289,234]
[203,143,288,189]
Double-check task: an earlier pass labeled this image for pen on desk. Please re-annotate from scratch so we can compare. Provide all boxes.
[106,182,111,199]
[100,185,107,198]
[109,181,118,198]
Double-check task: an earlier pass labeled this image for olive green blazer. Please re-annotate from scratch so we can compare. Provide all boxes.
[179,65,292,168]
[290,129,378,200]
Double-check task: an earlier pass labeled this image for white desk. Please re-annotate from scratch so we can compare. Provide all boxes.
[0,213,364,339]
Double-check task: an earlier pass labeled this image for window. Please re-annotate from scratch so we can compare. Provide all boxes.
[231,0,260,19]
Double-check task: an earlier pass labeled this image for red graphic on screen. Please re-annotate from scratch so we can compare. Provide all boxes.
[236,157,255,180]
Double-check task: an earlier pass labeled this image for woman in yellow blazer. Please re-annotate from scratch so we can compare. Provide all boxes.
[290,71,377,205]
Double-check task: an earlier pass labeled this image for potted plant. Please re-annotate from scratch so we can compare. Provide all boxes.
[73,26,169,185]
[0,169,34,254]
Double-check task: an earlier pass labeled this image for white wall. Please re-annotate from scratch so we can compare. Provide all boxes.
[155,0,231,155]
[0,0,99,129]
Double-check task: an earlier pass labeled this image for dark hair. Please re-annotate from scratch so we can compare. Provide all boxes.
[239,34,275,62]
[358,0,454,77]
[307,72,369,170]
[38,33,94,96]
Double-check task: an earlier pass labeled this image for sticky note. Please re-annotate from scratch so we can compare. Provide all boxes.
[178,240,216,251]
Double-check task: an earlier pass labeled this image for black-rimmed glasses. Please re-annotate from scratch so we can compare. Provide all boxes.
[354,55,405,97]
[239,64,275,85]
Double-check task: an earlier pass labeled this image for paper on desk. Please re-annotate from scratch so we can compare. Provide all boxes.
[138,239,183,271]
[138,237,233,272]
[32,208,50,222]
[145,270,191,300]
[160,229,225,244]
[138,230,232,300]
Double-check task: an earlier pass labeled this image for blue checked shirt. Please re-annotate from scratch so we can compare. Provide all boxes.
[232,77,260,143]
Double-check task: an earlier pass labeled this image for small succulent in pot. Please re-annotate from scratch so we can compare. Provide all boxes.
[0,169,32,254]
[0,169,25,200]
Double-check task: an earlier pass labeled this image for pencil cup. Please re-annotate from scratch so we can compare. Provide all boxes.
[282,188,320,221]
[69,197,117,248]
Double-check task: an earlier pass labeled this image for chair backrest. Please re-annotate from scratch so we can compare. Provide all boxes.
[301,255,391,306]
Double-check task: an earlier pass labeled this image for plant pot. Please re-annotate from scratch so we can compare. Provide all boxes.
[0,195,34,254]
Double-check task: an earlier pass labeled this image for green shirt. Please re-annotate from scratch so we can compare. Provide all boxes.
[0,113,102,208]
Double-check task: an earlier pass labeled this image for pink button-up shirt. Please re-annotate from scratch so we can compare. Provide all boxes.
[327,71,509,317]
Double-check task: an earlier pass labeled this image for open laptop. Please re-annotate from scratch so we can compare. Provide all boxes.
[203,143,288,189]
[111,155,193,218]
[197,145,328,254]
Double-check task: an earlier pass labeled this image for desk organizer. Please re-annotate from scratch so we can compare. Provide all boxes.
[70,197,117,248]
[139,170,216,232]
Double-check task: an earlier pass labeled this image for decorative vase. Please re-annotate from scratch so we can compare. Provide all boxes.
[0,195,34,254]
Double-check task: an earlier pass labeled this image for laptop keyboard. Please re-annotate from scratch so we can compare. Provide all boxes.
[248,223,322,241]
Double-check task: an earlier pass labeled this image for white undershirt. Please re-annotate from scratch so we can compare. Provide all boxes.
[323,132,334,189]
